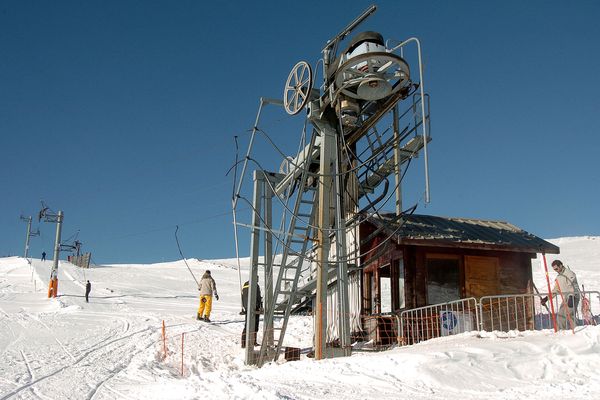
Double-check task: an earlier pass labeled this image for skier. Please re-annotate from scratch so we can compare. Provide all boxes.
[85,280,91,303]
[48,269,58,298]
[41,251,46,261]
[541,259,581,329]
[197,270,218,322]
[241,280,263,348]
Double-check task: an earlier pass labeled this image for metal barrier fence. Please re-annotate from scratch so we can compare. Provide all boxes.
[396,291,599,347]
[480,291,600,332]
[479,294,538,332]
[399,298,479,346]
[360,314,401,349]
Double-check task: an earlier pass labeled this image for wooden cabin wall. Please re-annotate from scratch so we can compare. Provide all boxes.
[414,248,428,307]
[413,246,535,305]
[404,246,417,309]
[497,252,535,294]
[360,223,537,313]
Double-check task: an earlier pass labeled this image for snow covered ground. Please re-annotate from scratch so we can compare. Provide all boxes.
[1,237,599,399]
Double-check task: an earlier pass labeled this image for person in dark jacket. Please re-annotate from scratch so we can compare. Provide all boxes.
[241,280,262,348]
[85,280,91,303]
[41,251,46,261]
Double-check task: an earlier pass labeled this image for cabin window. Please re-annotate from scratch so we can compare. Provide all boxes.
[380,264,391,313]
[426,255,460,305]
[364,258,405,313]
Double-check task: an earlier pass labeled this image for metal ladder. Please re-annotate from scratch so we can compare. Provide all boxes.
[258,133,320,366]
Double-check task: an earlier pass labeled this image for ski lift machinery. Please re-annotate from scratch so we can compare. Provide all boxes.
[232,4,431,366]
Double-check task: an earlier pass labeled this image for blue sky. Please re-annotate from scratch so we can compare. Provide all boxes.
[1,1,599,263]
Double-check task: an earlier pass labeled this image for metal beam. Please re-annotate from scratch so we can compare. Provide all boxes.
[263,176,274,349]
[21,216,32,259]
[333,134,351,354]
[49,211,63,298]
[245,172,263,365]
[315,122,336,360]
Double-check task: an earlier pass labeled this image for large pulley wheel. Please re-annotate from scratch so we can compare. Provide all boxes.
[284,61,313,115]
[334,52,410,101]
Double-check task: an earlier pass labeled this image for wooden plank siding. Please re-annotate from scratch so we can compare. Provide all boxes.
[465,255,499,299]
[360,222,538,311]
[358,218,545,343]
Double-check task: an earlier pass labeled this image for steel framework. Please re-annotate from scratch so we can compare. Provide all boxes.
[232,5,432,366]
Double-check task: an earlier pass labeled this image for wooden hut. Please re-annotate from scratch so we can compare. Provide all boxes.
[358,213,559,344]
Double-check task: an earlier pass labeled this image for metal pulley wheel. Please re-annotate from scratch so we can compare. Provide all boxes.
[334,52,410,101]
[284,61,313,115]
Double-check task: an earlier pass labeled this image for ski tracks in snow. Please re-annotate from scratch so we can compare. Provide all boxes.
[0,305,160,400]
[0,322,156,400]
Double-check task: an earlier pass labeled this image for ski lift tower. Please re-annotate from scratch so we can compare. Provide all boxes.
[38,202,64,298]
[233,5,431,366]
[20,215,40,260]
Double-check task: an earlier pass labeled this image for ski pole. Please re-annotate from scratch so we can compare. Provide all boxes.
[162,320,167,360]
[531,280,550,312]
[181,332,184,376]
[581,285,597,326]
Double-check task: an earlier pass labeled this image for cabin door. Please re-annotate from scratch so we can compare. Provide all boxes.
[464,256,499,298]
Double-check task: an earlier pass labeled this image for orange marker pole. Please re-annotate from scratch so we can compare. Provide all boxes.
[181,333,184,376]
[162,320,167,360]
[542,254,558,332]
[316,302,323,360]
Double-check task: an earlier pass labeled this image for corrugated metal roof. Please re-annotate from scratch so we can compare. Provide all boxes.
[366,213,559,254]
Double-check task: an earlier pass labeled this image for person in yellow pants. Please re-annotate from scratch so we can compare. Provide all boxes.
[197,270,218,322]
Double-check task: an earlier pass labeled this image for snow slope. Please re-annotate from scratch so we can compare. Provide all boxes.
[533,237,600,291]
[1,237,599,399]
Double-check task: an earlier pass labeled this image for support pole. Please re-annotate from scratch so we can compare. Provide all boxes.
[232,98,284,315]
[333,134,351,355]
[389,38,430,203]
[245,171,263,365]
[263,175,274,349]
[49,211,63,298]
[181,333,184,376]
[162,320,167,359]
[23,216,32,259]
[315,126,336,360]
[392,105,403,215]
